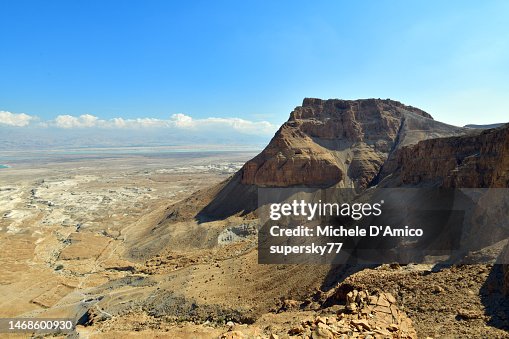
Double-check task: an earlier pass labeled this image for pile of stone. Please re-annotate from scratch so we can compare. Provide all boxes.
[288,290,417,338]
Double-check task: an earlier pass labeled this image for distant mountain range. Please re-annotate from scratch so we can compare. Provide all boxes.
[464,123,507,129]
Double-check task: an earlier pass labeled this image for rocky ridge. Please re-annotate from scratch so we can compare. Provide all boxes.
[240,98,463,189]
[381,122,509,188]
[173,98,469,221]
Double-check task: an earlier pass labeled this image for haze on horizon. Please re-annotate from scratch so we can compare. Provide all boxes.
[1,1,508,147]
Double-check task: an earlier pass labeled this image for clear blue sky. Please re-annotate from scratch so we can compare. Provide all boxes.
[1,0,508,127]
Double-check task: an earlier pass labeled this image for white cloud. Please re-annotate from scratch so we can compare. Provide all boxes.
[169,113,277,135]
[170,113,195,128]
[102,117,168,128]
[123,118,168,128]
[203,117,276,135]
[0,111,35,127]
[53,114,169,129]
[54,114,99,128]
[111,117,126,128]
[1,110,278,136]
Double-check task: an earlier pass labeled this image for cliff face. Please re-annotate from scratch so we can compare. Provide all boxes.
[236,99,509,296]
[240,98,463,189]
[380,123,509,278]
[162,98,472,221]
[383,123,509,188]
[165,98,508,222]
[375,124,509,256]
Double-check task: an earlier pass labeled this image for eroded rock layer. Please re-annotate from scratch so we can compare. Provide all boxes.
[240,98,464,189]
[382,123,509,188]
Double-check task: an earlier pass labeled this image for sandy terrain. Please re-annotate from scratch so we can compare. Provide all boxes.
[0,150,254,322]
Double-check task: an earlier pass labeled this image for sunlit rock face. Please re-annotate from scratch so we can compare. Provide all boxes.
[241,98,462,189]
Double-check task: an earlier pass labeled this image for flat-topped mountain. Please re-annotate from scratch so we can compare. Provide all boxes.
[241,98,466,189]
[163,98,483,221]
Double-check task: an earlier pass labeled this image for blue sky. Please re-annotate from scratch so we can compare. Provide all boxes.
[0,0,508,131]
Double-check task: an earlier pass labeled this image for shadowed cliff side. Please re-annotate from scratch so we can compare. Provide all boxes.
[380,122,509,188]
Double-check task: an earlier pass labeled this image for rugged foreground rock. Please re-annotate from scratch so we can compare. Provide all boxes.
[290,290,416,339]
[218,289,416,339]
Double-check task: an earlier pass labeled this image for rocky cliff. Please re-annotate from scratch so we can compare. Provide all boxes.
[162,98,508,223]
[163,98,471,221]
[240,98,465,189]
[381,123,509,188]
[378,123,509,257]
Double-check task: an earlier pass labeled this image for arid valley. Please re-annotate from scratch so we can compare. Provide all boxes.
[0,149,263,338]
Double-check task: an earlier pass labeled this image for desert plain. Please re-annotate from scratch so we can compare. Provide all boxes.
[0,148,258,337]
[1,144,509,339]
